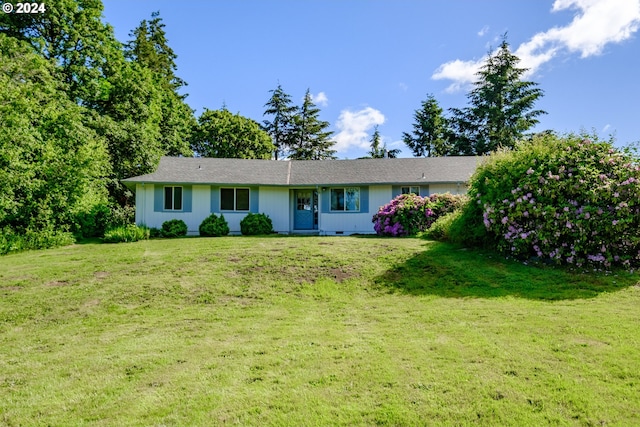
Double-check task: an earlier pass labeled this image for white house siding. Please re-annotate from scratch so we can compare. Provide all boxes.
[258,187,290,233]
[319,185,392,235]
[430,183,468,195]
[135,184,211,235]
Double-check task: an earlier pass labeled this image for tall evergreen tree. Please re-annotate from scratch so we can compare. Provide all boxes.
[125,11,185,91]
[449,37,546,155]
[289,89,336,160]
[368,126,400,158]
[262,84,297,160]
[124,12,194,157]
[403,94,450,157]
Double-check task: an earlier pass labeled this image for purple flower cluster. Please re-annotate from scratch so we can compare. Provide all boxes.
[476,137,640,269]
[372,193,467,237]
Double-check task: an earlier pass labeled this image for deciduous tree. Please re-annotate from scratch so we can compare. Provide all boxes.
[193,108,274,159]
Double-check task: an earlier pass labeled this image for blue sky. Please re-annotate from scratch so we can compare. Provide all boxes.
[102,0,640,159]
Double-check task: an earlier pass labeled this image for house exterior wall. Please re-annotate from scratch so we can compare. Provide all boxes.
[134,182,469,236]
[317,185,391,235]
[136,184,211,234]
[430,183,468,195]
[258,187,290,233]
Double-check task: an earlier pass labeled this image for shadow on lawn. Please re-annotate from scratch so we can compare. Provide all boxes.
[374,240,638,301]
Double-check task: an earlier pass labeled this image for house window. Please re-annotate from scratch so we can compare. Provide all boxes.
[221,188,250,211]
[401,186,420,195]
[331,187,360,211]
[164,186,183,210]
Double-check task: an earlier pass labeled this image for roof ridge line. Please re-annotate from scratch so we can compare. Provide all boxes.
[286,161,292,185]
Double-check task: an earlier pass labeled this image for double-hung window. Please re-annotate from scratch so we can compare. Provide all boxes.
[221,188,250,211]
[330,187,360,211]
[401,186,420,195]
[164,186,183,210]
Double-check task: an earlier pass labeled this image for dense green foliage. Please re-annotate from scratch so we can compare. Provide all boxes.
[161,219,188,238]
[199,213,229,237]
[452,133,640,268]
[0,227,75,255]
[102,224,150,243]
[192,109,274,159]
[372,193,467,237]
[240,213,274,235]
[0,4,197,248]
[0,34,110,248]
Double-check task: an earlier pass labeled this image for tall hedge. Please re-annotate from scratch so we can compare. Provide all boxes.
[455,133,640,269]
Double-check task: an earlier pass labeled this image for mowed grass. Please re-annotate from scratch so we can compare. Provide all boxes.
[1,236,639,426]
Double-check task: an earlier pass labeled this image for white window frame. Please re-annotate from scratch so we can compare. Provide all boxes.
[220,187,250,211]
[401,186,420,195]
[164,186,183,211]
[330,187,360,212]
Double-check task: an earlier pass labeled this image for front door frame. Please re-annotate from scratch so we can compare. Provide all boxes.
[293,189,318,231]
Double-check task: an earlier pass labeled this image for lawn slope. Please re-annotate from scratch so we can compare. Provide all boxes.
[1,236,639,426]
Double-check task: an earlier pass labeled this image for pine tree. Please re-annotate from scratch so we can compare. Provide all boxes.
[289,89,336,160]
[262,84,297,160]
[403,94,450,157]
[124,12,194,157]
[368,126,400,158]
[450,37,546,155]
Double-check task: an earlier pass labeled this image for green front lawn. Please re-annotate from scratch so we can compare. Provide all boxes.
[1,236,639,426]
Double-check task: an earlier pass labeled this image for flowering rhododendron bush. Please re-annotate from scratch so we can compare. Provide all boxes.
[372,193,467,237]
[467,133,640,269]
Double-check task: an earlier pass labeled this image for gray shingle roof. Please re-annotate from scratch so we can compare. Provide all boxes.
[122,156,481,186]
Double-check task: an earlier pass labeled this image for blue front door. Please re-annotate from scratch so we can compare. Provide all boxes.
[294,190,317,230]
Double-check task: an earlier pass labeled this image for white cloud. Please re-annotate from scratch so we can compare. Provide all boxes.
[602,123,611,133]
[432,58,485,93]
[432,0,640,91]
[333,107,385,153]
[398,82,409,92]
[478,25,490,37]
[311,91,329,107]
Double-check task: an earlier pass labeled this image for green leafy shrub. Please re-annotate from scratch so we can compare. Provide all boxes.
[103,224,150,243]
[149,227,162,238]
[425,210,463,242]
[240,213,273,235]
[0,227,75,255]
[161,219,188,238]
[456,133,640,269]
[373,193,467,237]
[199,214,229,237]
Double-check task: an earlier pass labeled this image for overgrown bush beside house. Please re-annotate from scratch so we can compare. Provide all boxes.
[161,219,188,238]
[240,213,274,235]
[0,227,75,254]
[450,133,640,269]
[199,214,229,237]
[372,193,467,237]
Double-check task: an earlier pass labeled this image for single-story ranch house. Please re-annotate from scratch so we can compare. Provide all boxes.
[123,156,480,235]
